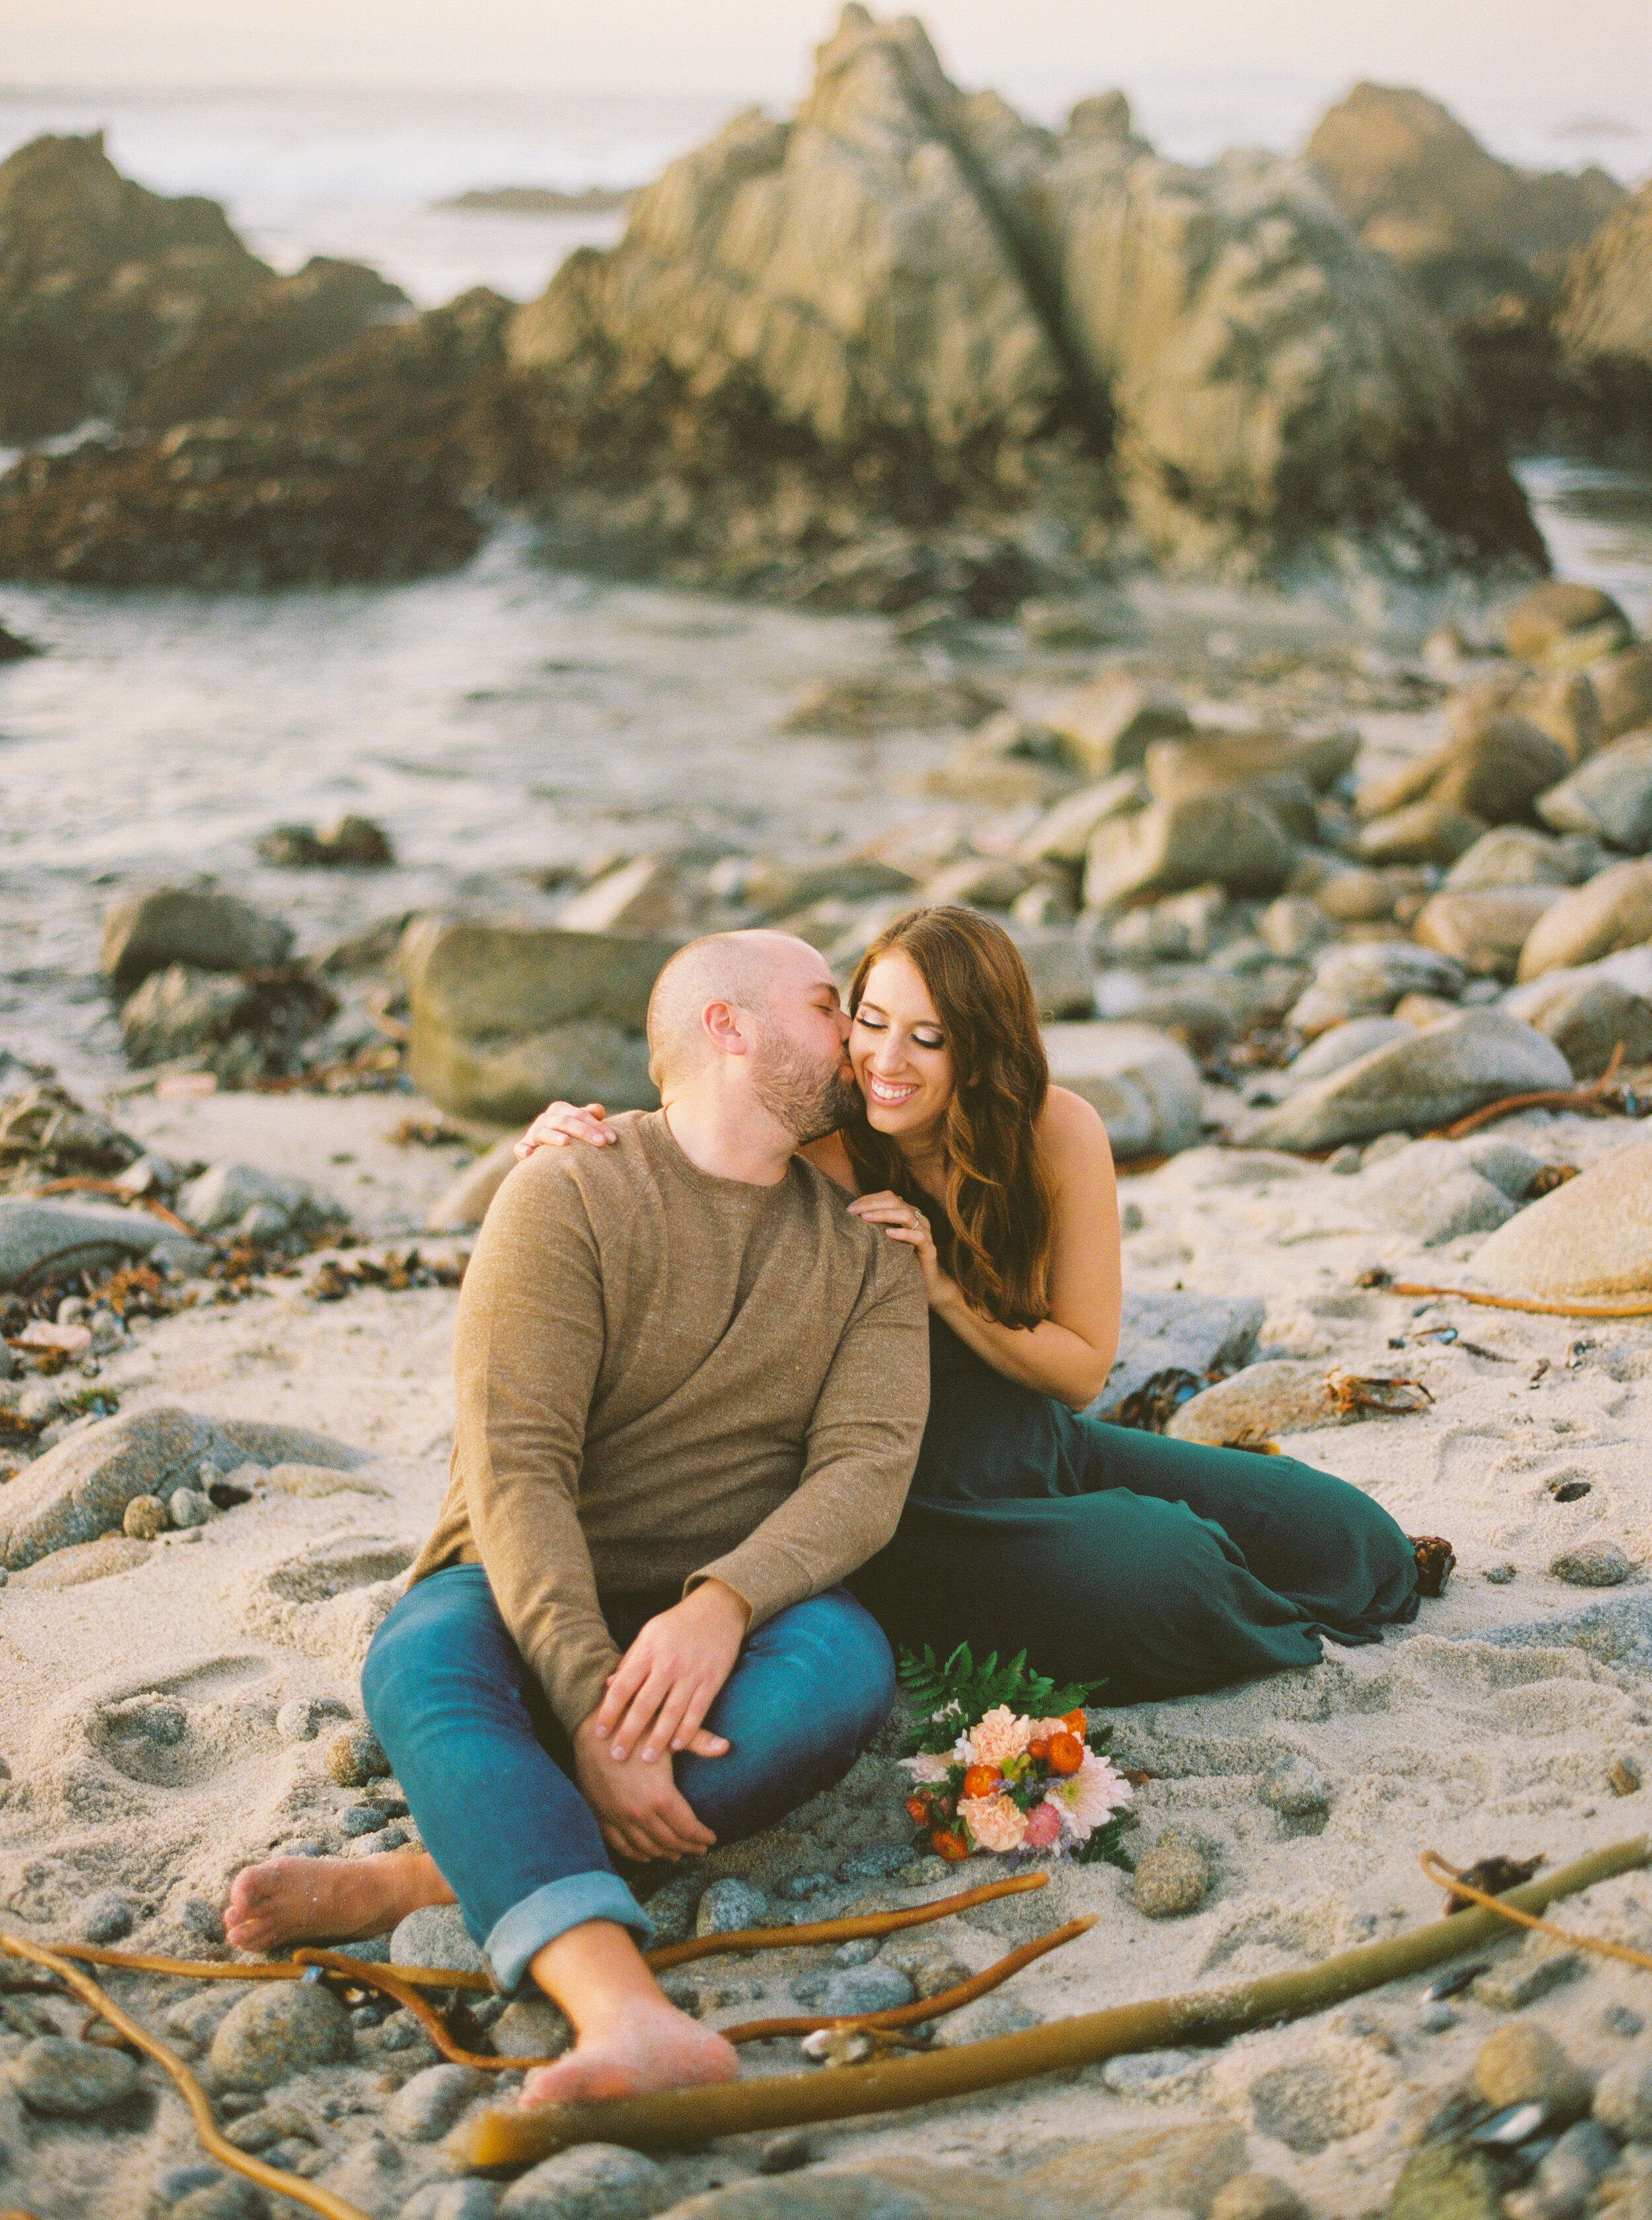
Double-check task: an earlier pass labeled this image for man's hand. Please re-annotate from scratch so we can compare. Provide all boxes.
[592,1580,751,1764]
[572,1717,716,1863]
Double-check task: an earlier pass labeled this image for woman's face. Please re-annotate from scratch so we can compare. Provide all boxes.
[850,951,956,1143]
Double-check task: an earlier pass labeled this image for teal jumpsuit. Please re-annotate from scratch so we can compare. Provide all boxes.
[850,1315,1420,1705]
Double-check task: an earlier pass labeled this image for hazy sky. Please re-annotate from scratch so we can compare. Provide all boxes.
[10,0,1651,120]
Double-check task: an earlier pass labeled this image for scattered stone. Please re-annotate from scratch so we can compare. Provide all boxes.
[1417,2001,1460,2033]
[1591,647,1652,743]
[1474,1944,1587,2012]
[256,815,395,868]
[493,1997,573,2060]
[754,2132,813,2175]
[0,1407,220,1570]
[1444,825,1598,890]
[123,1494,169,1541]
[169,1487,213,1529]
[933,1994,1041,2046]
[1100,2049,1199,2096]
[1353,799,1487,867]
[1470,1136,1652,1297]
[100,887,294,994]
[1474,2020,1590,2111]
[1041,1023,1203,1158]
[1352,1138,1517,1245]
[401,2185,498,2220]
[118,959,337,1079]
[1286,1016,1413,1081]
[209,1981,354,2090]
[176,1161,324,1235]
[637,1874,699,1946]
[836,1844,913,1883]
[1552,1539,1634,1586]
[9,2034,141,2114]
[780,674,1004,737]
[1602,2005,1644,2038]
[497,2141,668,2220]
[1016,773,1147,866]
[1005,928,1094,1020]
[1090,1290,1265,1423]
[1289,940,1464,1034]
[876,1935,968,1999]
[1258,1754,1332,1821]
[1519,2120,1620,2217]
[326,1723,391,1787]
[80,1890,139,1944]
[1085,792,1295,906]
[391,1904,486,1977]
[401,916,671,1124]
[274,1696,352,1743]
[1517,858,1652,980]
[0,1192,187,1291]
[1131,1835,1212,1918]
[341,1803,389,1837]
[1358,714,1570,828]
[695,1879,769,1937]
[1166,1360,1346,1446]
[1412,887,1565,979]
[1388,2145,1510,2220]
[1048,675,1193,777]
[1501,581,1633,663]
[560,855,692,938]
[1503,964,1652,1078]
[816,1965,915,2016]
[1258,895,1333,961]
[1611,1755,1643,1796]
[773,1871,836,1904]
[387,2062,488,2141]
[1209,2175,1308,2220]
[1539,732,1652,851]
[1245,1010,1571,1152]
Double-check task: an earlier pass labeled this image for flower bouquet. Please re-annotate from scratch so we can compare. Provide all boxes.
[896,1643,1134,1870]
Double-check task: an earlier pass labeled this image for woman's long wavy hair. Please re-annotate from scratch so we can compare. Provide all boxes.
[845,906,1056,1331]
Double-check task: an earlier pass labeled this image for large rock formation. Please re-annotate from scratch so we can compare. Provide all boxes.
[1306,85,1625,451]
[1558,179,1652,451]
[0,131,405,443]
[507,6,1543,595]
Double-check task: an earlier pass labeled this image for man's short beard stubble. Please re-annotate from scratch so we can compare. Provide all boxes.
[751,1024,860,1144]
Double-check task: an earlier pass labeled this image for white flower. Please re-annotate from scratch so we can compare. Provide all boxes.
[900,1752,952,1784]
[1048,1750,1132,1840]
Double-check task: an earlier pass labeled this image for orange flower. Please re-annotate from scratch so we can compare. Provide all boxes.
[931,1827,969,1861]
[1048,1731,1084,1775]
[905,1794,933,1826]
[962,1763,1002,1800]
[1061,1709,1087,1737]
[1027,1736,1051,1763]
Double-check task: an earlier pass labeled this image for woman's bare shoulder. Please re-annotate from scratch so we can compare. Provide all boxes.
[1038,1084,1114,1170]
[798,1130,860,1193]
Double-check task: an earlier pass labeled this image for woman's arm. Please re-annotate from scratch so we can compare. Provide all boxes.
[852,1087,1123,1410]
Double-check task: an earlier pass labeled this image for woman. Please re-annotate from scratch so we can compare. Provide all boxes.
[521,906,1421,1703]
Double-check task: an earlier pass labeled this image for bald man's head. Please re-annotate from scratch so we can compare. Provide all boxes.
[646,931,857,1140]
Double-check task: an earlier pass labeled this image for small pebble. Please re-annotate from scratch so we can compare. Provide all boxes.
[1602,2004,1645,2038]
[390,1903,486,1976]
[755,2131,812,2175]
[774,1870,835,1902]
[1474,1946,1585,2011]
[815,1964,914,2016]
[79,1890,139,1944]
[497,2140,665,2219]
[275,1696,352,1744]
[182,1896,225,1944]
[1610,1754,1643,1796]
[492,1997,572,2060]
[1131,1836,1212,1919]
[1417,2001,1460,2034]
[387,2062,488,2141]
[9,2036,140,2116]
[1257,1754,1330,1820]
[326,1723,390,1787]
[1483,1563,1518,1584]
[1551,1539,1634,1587]
[168,1487,213,1529]
[1326,1145,1363,1175]
[208,1981,354,2090]
[638,1874,698,1944]
[832,1937,880,1966]
[1595,2057,1652,2140]
[149,2166,229,2211]
[376,1824,409,1851]
[837,1843,913,1883]
[1473,2019,1590,2112]
[123,1494,169,1541]
[342,1804,390,1837]
[695,1878,769,1937]
[401,2182,498,2220]
[1100,2049,1197,2095]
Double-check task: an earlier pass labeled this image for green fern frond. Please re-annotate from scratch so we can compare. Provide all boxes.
[897,1641,1108,1754]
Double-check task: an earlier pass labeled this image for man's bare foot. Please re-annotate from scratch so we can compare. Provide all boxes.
[519,2003,737,2108]
[223,1851,451,1954]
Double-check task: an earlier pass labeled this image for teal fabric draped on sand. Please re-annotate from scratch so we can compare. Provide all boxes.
[851,1316,1421,1704]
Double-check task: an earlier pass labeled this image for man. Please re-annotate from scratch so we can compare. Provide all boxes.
[225,930,930,2106]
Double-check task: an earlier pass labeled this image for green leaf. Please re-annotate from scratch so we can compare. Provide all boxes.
[897,1641,1108,1754]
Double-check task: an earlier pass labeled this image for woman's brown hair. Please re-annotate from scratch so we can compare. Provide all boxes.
[845,906,1056,1331]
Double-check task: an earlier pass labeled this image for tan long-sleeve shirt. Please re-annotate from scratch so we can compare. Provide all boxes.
[410,1109,930,1734]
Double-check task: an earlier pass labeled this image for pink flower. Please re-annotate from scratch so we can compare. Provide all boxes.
[1049,1750,1131,1840]
[900,1752,952,1785]
[1030,1717,1078,1744]
[1022,1800,1063,1849]
[959,1792,1029,1854]
[967,1707,1035,1768]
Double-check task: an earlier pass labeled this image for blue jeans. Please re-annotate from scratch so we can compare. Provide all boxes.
[361,1564,897,1993]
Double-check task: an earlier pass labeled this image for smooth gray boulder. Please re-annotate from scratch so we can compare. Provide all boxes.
[1538,732,1652,851]
[1287,941,1464,1034]
[0,1194,186,1288]
[1246,1009,1572,1152]
[1090,1291,1266,1420]
[402,916,673,1125]
[9,2036,140,2116]
[1284,1016,1411,1082]
[1469,1137,1652,1298]
[1043,1023,1204,1157]
[1517,858,1652,980]
[207,1981,353,2090]
[497,2143,667,2220]
[1502,967,1652,1078]
[176,1161,325,1234]
[1084,792,1295,908]
[100,886,293,992]
[0,1407,365,1570]
[392,1903,487,1977]
[1351,1138,1517,1245]
[1443,825,1598,890]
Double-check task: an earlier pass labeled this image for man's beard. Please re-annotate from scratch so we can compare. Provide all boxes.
[752,1027,860,1144]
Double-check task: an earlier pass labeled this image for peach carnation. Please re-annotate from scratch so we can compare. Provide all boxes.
[900,1752,952,1785]
[959,1791,1029,1854]
[964,1706,1035,1768]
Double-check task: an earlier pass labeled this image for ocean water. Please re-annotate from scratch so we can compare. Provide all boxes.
[0,81,1647,1092]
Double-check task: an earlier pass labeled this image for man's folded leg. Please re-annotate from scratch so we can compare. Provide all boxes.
[361,1563,650,1992]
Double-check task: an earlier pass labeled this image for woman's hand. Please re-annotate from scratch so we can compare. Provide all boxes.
[847,1189,946,1303]
[514,1101,615,1160]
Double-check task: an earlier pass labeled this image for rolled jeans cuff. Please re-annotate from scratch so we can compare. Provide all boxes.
[485,1872,654,1997]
